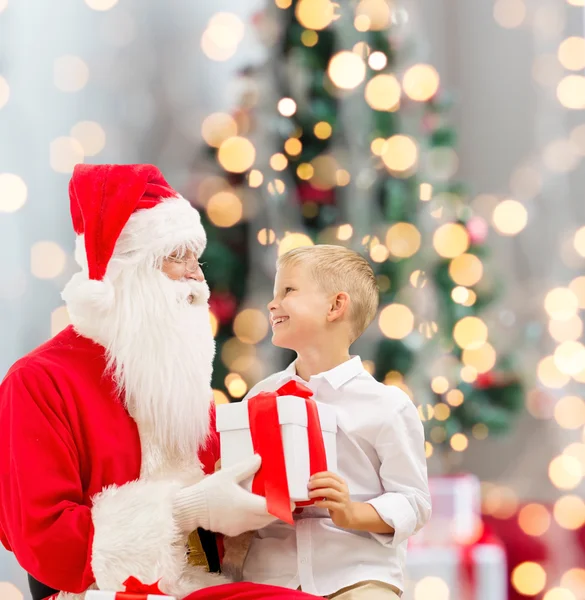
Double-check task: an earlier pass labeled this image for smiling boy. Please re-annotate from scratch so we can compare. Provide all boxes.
[240,244,431,600]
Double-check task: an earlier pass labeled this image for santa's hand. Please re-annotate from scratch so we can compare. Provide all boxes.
[173,454,277,537]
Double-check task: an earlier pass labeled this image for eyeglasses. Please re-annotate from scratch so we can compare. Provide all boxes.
[164,254,203,274]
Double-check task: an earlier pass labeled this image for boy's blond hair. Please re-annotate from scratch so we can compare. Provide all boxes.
[277,244,379,342]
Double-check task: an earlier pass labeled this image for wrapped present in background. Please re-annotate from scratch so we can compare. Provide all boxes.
[85,576,175,600]
[216,381,337,524]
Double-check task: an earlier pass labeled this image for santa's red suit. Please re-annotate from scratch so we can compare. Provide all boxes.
[0,165,320,600]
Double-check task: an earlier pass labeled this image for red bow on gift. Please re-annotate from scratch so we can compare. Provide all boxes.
[121,576,164,598]
[247,380,328,525]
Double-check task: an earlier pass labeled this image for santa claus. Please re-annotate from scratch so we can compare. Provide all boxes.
[0,164,319,600]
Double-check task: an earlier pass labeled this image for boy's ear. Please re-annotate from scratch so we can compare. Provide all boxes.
[327,292,350,323]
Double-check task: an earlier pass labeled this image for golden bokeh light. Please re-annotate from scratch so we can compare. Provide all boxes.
[50,137,84,173]
[574,226,585,257]
[257,228,276,245]
[352,42,371,59]
[518,503,551,537]
[365,74,401,111]
[543,139,580,173]
[462,343,496,374]
[248,169,264,188]
[558,37,585,71]
[420,183,433,201]
[201,113,238,148]
[452,286,470,304]
[450,433,469,452]
[431,376,449,394]
[275,0,292,7]
[301,29,319,47]
[413,576,450,600]
[0,583,24,600]
[569,276,585,308]
[209,311,218,337]
[483,485,519,519]
[543,589,576,600]
[354,15,370,32]
[561,569,585,596]
[549,315,583,343]
[545,287,579,321]
[453,316,488,350]
[461,365,478,383]
[511,562,547,596]
[493,0,526,28]
[355,0,392,31]
[336,169,350,186]
[270,153,288,171]
[379,304,415,339]
[425,441,433,458]
[310,154,338,190]
[492,199,528,236]
[213,389,230,405]
[554,341,585,376]
[385,223,421,258]
[30,241,67,279]
[51,306,71,337]
[278,97,297,117]
[381,135,418,176]
[295,0,338,30]
[314,121,333,139]
[0,75,9,110]
[446,389,464,407]
[85,0,118,9]
[206,191,243,228]
[371,137,386,156]
[328,51,366,90]
[284,137,302,156]
[201,13,245,62]
[548,454,582,490]
[370,244,389,263]
[297,163,314,180]
[70,121,106,156]
[564,443,585,471]
[402,64,440,102]
[267,179,286,196]
[472,423,489,440]
[278,232,314,256]
[410,270,427,288]
[553,495,585,530]
[0,0,8,13]
[449,253,483,286]
[218,136,256,173]
[430,426,446,444]
[337,224,353,241]
[537,355,571,389]
[554,395,585,429]
[557,75,585,109]
[225,373,248,398]
[54,55,90,92]
[433,223,470,258]
[0,173,27,213]
[368,51,387,70]
[434,404,451,421]
[233,309,269,344]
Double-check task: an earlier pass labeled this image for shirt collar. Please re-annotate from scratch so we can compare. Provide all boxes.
[276,356,364,391]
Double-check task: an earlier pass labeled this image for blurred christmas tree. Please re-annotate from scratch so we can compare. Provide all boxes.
[202,0,524,455]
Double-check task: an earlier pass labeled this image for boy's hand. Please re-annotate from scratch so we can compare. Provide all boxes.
[308,471,356,529]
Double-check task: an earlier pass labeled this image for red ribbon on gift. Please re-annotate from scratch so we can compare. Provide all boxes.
[247,380,328,525]
[115,576,164,599]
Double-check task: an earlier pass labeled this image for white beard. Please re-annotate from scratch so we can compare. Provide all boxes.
[64,264,215,465]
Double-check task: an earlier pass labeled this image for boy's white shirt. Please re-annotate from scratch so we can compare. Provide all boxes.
[240,356,432,597]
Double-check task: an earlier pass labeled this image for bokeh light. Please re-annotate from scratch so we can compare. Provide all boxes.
[449,253,483,286]
[310,155,338,190]
[218,136,256,173]
[225,373,248,398]
[284,138,302,156]
[385,223,421,258]
[543,139,580,173]
[0,75,9,109]
[379,304,414,339]
[30,241,67,279]
[213,389,230,405]
[201,12,245,62]
[278,232,314,256]
[70,121,106,156]
[314,121,333,139]
[85,0,118,9]
[0,173,27,213]
[548,454,582,490]
[450,433,468,452]
[553,342,585,376]
[54,55,89,92]
[381,135,418,176]
[233,309,270,344]
[537,355,571,388]
[0,583,24,600]
[355,0,392,31]
[248,170,264,188]
[557,75,585,109]
[554,396,585,429]
[206,191,243,227]
[402,64,440,102]
[553,495,585,530]
[493,0,526,28]
[327,51,366,90]
[543,589,576,600]
[492,200,528,235]
[462,343,496,373]
[295,0,338,30]
[548,315,583,342]
[511,562,547,596]
[368,51,387,70]
[545,288,579,321]
[518,503,551,536]
[558,37,585,71]
[413,576,450,600]
[365,74,401,111]
[50,137,84,173]
[270,153,288,171]
[257,228,276,245]
[453,316,488,350]
[433,223,469,258]
[278,97,297,117]
[202,113,238,148]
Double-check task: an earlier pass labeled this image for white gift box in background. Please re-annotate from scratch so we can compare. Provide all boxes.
[410,474,482,546]
[404,543,508,600]
[216,396,337,502]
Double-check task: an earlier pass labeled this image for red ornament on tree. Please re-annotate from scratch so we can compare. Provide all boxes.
[475,372,495,389]
[209,291,237,325]
[297,182,335,205]
[466,216,489,245]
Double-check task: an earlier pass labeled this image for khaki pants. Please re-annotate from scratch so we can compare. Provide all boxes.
[301,581,401,599]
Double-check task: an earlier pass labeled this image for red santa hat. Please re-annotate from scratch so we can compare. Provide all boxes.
[63,163,206,311]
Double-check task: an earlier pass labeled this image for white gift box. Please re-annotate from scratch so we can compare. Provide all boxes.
[86,592,175,600]
[216,395,337,502]
[410,474,482,546]
[404,543,507,600]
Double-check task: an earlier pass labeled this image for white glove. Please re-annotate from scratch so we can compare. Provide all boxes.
[173,454,278,537]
